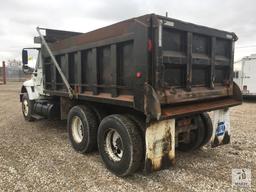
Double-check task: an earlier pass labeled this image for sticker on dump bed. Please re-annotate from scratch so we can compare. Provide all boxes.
[164,21,175,27]
[216,122,226,136]
[211,109,231,147]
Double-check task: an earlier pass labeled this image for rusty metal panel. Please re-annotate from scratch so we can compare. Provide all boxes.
[117,41,134,87]
[158,82,242,120]
[161,97,241,119]
[98,46,112,86]
[49,19,134,51]
[158,17,237,106]
[159,86,233,104]
[145,119,175,173]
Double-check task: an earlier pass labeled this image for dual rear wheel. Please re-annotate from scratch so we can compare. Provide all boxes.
[67,105,98,153]
[67,105,143,176]
[67,105,212,176]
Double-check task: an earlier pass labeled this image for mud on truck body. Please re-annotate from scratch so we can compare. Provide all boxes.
[20,14,242,176]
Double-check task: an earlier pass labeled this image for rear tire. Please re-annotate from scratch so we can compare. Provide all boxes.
[126,114,146,170]
[198,112,213,147]
[67,105,98,153]
[126,114,145,131]
[97,114,143,177]
[177,115,205,152]
[21,93,34,121]
[89,104,108,126]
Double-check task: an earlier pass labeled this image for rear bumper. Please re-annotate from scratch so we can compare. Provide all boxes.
[159,86,233,104]
[159,82,242,119]
[161,97,241,119]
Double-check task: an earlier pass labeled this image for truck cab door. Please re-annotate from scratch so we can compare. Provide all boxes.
[22,48,44,96]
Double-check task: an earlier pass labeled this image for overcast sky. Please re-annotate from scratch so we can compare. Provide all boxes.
[0,0,256,65]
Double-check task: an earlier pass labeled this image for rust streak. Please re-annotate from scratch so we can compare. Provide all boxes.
[81,91,134,102]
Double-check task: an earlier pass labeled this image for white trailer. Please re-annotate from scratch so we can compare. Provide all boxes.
[234,54,256,98]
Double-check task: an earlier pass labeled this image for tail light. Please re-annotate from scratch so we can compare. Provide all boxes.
[147,39,153,52]
[136,72,142,78]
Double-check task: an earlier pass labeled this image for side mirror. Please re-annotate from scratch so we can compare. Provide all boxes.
[23,65,29,73]
[22,49,28,65]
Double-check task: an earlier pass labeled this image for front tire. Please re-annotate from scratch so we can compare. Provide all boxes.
[97,114,143,177]
[21,93,34,121]
[67,105,98,153]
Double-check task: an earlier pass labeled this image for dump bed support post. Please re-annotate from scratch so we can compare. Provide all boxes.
[91,48,98,95]
[186,32,192,91]
[76,51,82,93]
[210,37,216,89]
[229,41,235,87]
[64,54,69,82]
[145,119,175,173]
[52,63,56,90]
[110,44,118,97]
[64,53,69,81]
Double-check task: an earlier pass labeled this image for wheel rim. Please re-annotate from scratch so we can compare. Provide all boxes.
[105,129,123,162]
[23,100,29,116]
[71,116,84,143]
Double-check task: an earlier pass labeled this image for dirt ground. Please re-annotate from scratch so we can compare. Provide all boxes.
[0,82,255,192]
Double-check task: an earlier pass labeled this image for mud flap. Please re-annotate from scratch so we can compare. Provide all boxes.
[144,119,175,173]
[211,109,231,147]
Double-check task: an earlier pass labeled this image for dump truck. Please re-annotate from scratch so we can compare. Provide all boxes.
[20,14,242,176]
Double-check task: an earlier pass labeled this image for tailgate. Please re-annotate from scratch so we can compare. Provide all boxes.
[156,17,237,104]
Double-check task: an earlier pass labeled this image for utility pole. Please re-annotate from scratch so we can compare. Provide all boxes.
[2,61,6,84]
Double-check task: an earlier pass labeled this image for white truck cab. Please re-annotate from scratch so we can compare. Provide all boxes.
[20,48,44,100]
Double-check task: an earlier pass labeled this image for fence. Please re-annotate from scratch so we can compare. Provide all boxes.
[6,66,31,82]
[0,62,6,84]
[0,61,31,83]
